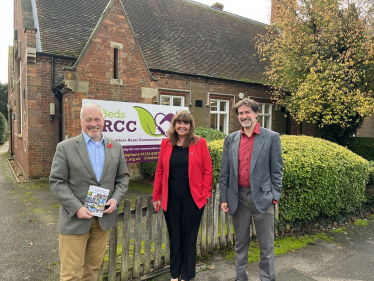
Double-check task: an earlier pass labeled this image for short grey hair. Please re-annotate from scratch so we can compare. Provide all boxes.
[80,103,104,119]
[234,98,260,115]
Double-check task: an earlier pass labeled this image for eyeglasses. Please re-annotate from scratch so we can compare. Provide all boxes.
[176,110,191,114]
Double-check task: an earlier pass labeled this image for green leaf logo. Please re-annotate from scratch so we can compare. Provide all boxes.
[134,106,163,137]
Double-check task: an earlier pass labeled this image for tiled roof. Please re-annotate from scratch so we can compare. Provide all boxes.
[123,0,268,83]
[36,0,109,57]
[36,0,268,83]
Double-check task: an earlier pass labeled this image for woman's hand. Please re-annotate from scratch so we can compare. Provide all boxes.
[153,200,161,212]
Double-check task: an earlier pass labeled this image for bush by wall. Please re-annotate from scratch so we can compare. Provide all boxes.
[194,127,226,142]
[207,135,369,223]
[346,137,374,161]
[0,112,7,145]
[140,161,158,182]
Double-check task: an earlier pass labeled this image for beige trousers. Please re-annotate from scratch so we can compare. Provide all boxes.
[59,218,109,281]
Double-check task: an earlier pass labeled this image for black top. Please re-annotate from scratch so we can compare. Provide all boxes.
[168,145,191,197]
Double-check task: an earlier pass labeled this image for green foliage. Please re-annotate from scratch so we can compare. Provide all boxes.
[208,135,369,223]
[207,139,224,186]
[0,112,8,145]
[280,135,368,222]
[257,0,374,144]
[140,161,158,182]
[353,218,368,227]
[195,127,226,142]
[347,137,374,161]
[368,161,374,185]
[0,82,7,121]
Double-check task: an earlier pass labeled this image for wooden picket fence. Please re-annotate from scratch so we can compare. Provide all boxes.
[98,184,279,281]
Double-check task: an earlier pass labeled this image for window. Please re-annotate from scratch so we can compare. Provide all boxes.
[257,103,272,130]
[160,95,184,106]
[113,48,118,79]
[210,99,228,134]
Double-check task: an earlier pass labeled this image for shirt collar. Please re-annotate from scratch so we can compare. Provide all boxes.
[82,130,105,144]
[241,122,261,136]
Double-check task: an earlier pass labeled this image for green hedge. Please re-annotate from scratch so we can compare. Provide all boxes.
[0,112,7,145]
[194,127,226,142]
[140,161,158,182]
[346,137,374,161]
[208,135,369,222]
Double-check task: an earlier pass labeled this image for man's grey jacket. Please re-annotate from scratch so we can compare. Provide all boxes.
[219,127,283,215]
[50,134,130,235]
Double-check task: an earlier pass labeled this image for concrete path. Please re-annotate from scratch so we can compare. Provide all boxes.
[154,217,374,281]
[0,142,60,281]
[1,141,374,281]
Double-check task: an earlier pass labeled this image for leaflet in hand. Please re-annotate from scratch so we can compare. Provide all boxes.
[84,185,110,217]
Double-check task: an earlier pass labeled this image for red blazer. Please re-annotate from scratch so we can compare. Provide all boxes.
[153,137,213,211]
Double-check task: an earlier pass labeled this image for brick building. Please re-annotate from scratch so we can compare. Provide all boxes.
[7,0,317,179]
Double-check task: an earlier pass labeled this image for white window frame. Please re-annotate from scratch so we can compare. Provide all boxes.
[210,99,229,134]
[160,95,185,107]
[258,103,272,130]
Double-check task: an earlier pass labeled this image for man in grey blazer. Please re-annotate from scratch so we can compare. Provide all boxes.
[220,98,283,281]
[50,103,130,281]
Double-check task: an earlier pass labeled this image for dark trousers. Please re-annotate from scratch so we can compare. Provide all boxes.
[233,187,275,281]
[164,196,205,281]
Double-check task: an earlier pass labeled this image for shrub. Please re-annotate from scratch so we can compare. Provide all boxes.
[194,127,226,142]
[207,135,369,223]
[280,136,368,222]
[368,161,374,186]
[0,112,7,145]
[140,161,158,182]
[346,137,374,161]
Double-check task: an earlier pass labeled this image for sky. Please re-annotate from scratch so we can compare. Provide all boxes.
[0,0,271,85]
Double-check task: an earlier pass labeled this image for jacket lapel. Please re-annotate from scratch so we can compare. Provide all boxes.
[251,127,265,174]
[188,143,195,177]
[100,137,112,182]
[76,134,97,181]
[232,131,240,179]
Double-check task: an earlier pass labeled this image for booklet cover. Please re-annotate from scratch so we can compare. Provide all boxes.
[84,185,110,217]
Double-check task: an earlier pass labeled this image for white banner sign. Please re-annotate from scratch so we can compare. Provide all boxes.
[82,99,187,163]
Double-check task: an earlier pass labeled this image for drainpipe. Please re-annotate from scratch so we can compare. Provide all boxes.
[51,56,63,142]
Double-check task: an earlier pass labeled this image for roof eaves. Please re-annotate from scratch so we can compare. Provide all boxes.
[150,68,267,86]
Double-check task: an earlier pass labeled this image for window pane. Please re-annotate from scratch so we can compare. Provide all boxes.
[219,114,226,133]
[264,104,271,114]
[161,96,171,105]
[210,113,218,129]
[173,97,182,106]
[264,116,271,129]
[210,100,218,111]
[219,101,227,112]
[257,116,263,127]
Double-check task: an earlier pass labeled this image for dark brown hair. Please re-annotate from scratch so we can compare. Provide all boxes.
[167,111,199,148]
[234,98,260,115]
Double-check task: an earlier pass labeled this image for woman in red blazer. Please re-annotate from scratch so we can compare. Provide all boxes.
[153,110,213,281]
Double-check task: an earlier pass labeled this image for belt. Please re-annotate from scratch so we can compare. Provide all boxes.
[238,186,251,192]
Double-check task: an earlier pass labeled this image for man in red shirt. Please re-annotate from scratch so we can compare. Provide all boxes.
[219,98,283,281]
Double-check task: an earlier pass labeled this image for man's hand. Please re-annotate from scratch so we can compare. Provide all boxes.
[220,202,229,213]
[103,198,117,214]
[76,206,94,219]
